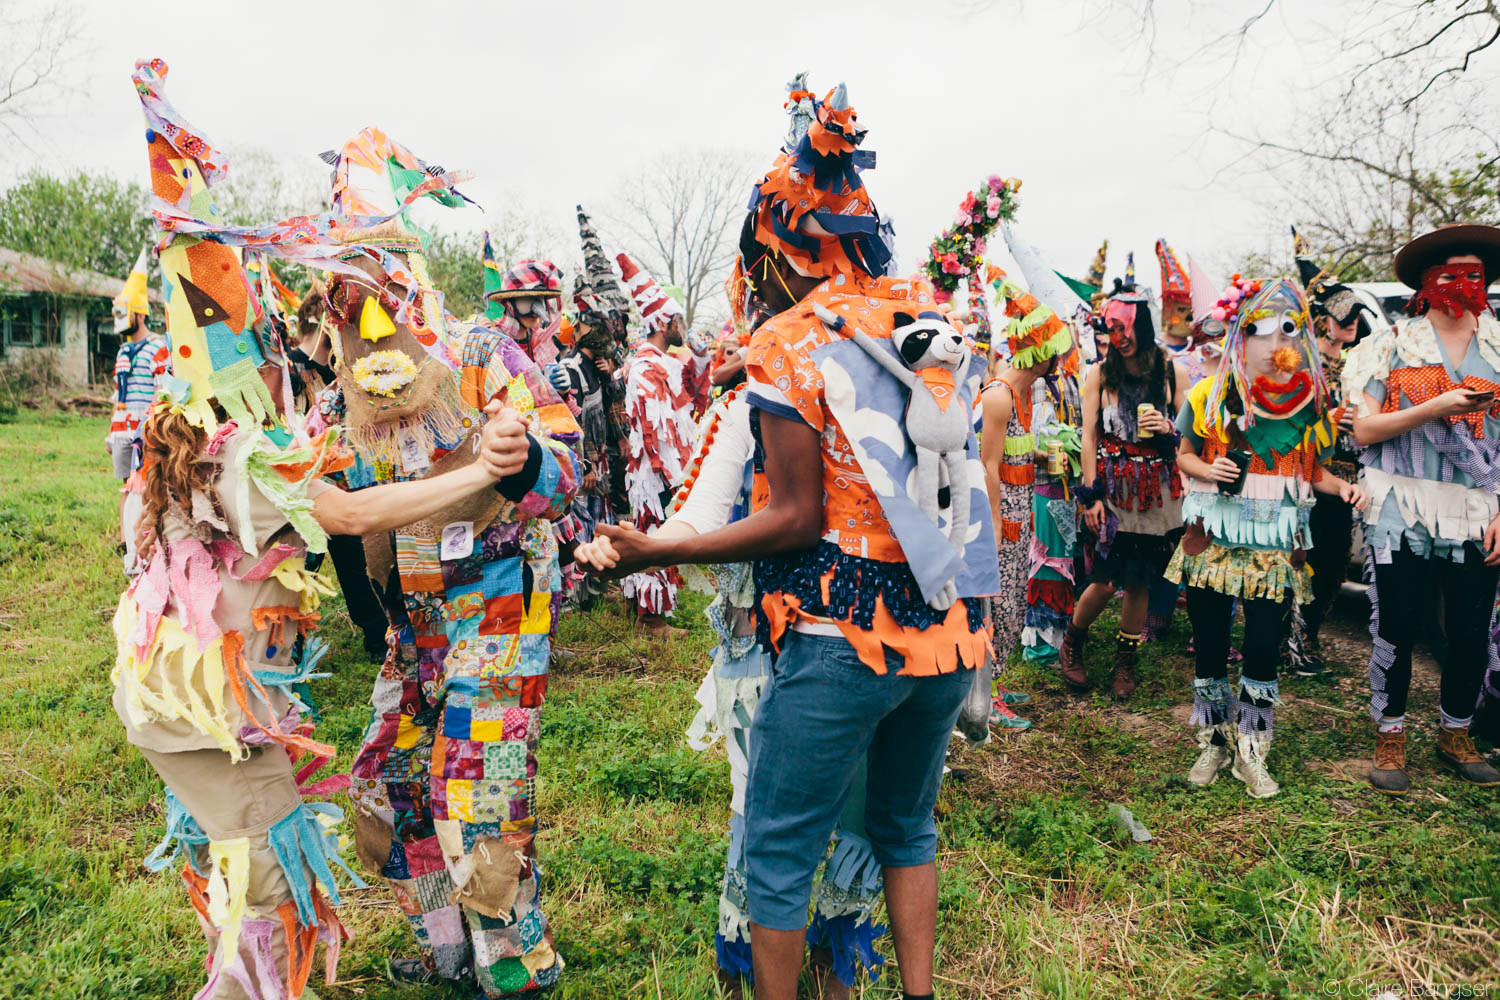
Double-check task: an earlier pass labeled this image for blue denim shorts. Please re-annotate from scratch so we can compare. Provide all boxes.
[742,630,973,930]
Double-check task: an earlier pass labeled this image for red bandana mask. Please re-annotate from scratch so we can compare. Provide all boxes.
[1410,261,1489,319]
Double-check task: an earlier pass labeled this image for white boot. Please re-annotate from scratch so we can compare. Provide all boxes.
[1231,732,1280,799]
[1187,724,1234,786]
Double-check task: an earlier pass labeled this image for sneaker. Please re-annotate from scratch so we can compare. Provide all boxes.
[387,958,443,988]
[1291,634,1326,677]
[1369,727,1410,795]
[994,685,1031,706]
[1231,734,1280,799]
[990,697,1032,730]
[1436,725,1500,786]
[1186,726,1233,786]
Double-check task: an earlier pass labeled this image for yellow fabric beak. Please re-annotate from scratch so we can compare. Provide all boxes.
[359,297,396,343]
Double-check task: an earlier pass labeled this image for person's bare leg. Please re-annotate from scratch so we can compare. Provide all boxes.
[1072,580,1114,629]
[883,862,938,995]
[1118,586,1149,634]
[749,923,804,1000]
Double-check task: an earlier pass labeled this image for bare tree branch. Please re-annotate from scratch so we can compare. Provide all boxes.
[0,1,84,157]
[608,148,756,329]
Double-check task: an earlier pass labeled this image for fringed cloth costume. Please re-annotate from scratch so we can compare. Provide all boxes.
[675,392,887,987]
[110,330,169,575]
[1287,348,1362,667]
[1082,369,1184,587]
[620,341,710,615]
[1023,371,1083,663]
[345,325,579,998]
[114,424,363,1000]
[741,273,998,934]
[1165,377,1334,752]
[1343,313,1500,728]
[116,60,363,1000]
[981,377,1035,667]
[557,340,621,607]
[108,331,169,472]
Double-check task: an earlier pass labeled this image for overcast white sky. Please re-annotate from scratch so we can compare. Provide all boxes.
[2,0,1415,294]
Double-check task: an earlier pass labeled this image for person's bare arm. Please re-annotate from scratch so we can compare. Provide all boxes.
[712,352,746,386]
[1080,367,1101,486]
[1352,388,1491,446]
[592,411,822,574]
[980,382,1013,541]
[312,401,530,536]
[1177,435,1239,484]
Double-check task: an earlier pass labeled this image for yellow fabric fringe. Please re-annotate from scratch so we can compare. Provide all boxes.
[206,838,251,964]
[1164,541,1311,603]
[113,602,242,757]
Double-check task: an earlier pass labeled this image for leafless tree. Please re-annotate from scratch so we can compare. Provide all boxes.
[1098,0,1500,113]
[0,1,85,152]
[1214,74,1498,278]
[608,147,758,330]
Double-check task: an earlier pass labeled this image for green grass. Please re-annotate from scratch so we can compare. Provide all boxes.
[1,408,1497,999]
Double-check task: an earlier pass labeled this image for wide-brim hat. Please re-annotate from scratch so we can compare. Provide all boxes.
[1393,224,1500,290]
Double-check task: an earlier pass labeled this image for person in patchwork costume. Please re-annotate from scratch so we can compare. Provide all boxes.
[318,127,581,998]
[1167,275,1365,798]
[113,59,531,1000]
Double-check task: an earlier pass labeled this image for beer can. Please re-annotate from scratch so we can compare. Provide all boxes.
[1046,439,1065,477]
[1137,402,1155,438]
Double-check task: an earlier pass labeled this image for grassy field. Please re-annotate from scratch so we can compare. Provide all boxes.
[2,408,1498,1000]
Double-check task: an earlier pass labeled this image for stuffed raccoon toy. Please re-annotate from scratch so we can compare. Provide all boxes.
[813,303,972,610]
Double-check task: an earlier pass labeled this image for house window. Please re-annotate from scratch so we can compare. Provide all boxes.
[3,300,36,346]
[1,299,63,347]
[36,301,62,346]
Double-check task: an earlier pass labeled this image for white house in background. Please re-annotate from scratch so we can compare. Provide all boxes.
[0,246,162,384]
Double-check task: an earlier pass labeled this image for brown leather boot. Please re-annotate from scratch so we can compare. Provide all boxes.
[1369,726,1410,795]
[1111,630,1141,699]
[1059,622,1089,691]
[1436,724,1500,786]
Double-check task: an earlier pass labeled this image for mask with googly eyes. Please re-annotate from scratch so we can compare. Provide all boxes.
[1231,287,1320,418]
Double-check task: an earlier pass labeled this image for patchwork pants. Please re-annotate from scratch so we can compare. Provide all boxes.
[350,607,561,997]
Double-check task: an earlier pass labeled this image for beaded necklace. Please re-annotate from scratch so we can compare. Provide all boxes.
[667,383,745,517]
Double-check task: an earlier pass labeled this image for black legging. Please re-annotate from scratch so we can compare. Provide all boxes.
[1301,492,1353,640]
[1186,587,1289,687]
[1371,539,1498,721]
[327,532,388,641]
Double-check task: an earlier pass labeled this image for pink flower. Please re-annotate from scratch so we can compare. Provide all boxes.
[987,174,1004,190]
[973,237,987,256]
[934,289,952,304]
[986,195,1002,219]
[940,253,962,275]
[961,191,977,214]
